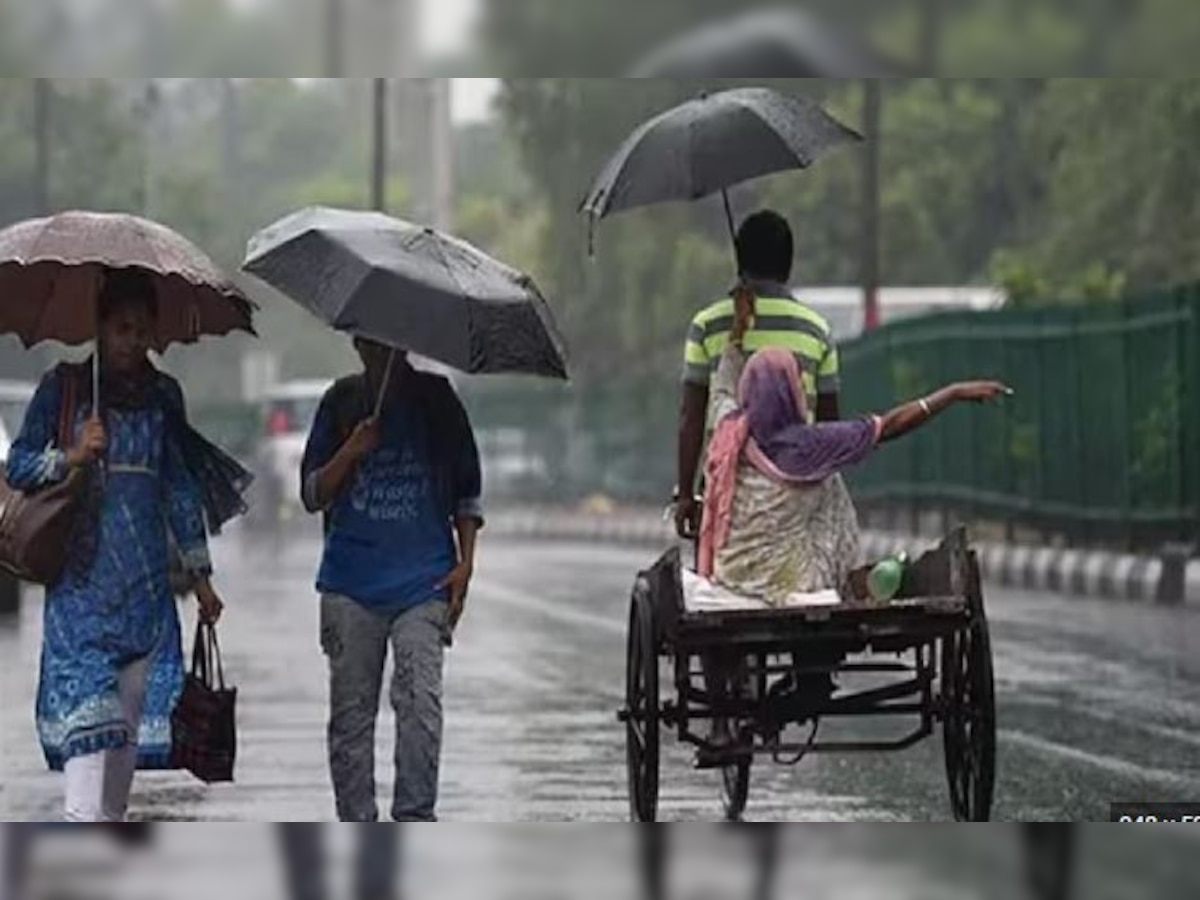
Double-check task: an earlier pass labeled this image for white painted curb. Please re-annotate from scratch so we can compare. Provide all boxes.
[487,512,1199,608]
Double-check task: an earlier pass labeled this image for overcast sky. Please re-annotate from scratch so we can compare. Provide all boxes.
[417,0,497,122]
[248,0,498,121]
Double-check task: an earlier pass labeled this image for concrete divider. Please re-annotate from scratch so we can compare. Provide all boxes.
[488,509,1200,609]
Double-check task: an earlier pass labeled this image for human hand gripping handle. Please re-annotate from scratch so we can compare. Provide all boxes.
[311,417,383,510]
[342,417,382,462]
[194,578,225,625]
[66,416,106,468]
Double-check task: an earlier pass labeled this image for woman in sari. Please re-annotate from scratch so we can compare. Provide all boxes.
[694,288,1008,757]
[6,269,250,822]
[699,287,1010,605]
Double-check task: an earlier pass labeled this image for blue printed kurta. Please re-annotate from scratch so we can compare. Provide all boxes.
[6,366,212,771]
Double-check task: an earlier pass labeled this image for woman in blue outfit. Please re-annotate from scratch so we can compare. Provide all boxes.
[6,269,249,822]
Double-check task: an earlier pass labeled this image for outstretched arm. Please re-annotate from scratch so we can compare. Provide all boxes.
[878,382,1012,443]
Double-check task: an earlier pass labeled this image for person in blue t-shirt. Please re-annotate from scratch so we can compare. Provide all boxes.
[301,338,483,822]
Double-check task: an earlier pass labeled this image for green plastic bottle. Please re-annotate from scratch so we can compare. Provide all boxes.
[867,552,908,605]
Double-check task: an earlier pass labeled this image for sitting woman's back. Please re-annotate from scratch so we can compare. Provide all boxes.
[714,468,861,606]
[699,287,1010,606]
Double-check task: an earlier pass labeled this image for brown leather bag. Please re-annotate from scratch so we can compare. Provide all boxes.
[0,370,86,585]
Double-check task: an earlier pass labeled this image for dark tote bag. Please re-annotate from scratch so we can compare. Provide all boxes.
[171,621,237,784]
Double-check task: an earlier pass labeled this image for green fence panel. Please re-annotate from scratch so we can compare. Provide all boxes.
[840,285,1200,547]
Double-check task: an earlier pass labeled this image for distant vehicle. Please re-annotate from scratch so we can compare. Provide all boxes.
[249,379,332,528]
[478,427,551,498]
[0,380,36,439]
[798,287,1007,343]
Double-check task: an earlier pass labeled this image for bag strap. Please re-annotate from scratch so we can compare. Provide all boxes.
[187,619,226,691]
[190,622,209,684]
[189,621,228,690]
[188,624,225,696]
[206,623,227,691]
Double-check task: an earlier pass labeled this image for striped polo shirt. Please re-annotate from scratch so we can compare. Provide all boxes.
[683,281,839,425]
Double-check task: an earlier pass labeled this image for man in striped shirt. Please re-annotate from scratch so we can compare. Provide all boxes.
[675,210,842,538]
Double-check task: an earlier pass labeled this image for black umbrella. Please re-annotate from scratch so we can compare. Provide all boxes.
[242,207,569,382]
[580,87,861,245]
[630,7,909,78]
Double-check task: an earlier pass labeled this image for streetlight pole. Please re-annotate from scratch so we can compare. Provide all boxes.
[861,79,882,332]
[140,80,162,218]
[220,78,243,213]
[324,0,344,77]
[920,0,942,73]
[372,78,389,212]
[430,79,455,232]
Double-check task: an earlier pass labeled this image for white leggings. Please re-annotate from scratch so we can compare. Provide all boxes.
[63,657,151,823]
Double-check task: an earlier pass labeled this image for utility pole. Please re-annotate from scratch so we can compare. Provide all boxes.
[140,79,162,218]
[860,79,882,332]
[429,79,455,232]
[372,78,389,212]
[324,0,344,77]
[920,0,942,73]
[33,79,52,215]
[220,78,243,216]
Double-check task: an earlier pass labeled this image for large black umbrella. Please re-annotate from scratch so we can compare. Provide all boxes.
[242,207,569,381]
[580,87,861,244]
[630,7,909,78]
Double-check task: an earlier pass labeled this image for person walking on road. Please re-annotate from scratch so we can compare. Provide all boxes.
[301,338,483,822]
[6,270,244,822]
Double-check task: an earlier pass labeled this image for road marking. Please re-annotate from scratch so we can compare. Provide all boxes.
[1002,729,1200,794]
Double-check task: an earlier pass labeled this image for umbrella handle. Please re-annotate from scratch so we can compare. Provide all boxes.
[373,348,397,419]
[92,309,106,480]
[92,351,100,414]
[93,272,101,412]
[722,189,737,245]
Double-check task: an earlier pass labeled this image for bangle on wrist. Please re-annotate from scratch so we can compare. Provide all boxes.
[918,398,932,418]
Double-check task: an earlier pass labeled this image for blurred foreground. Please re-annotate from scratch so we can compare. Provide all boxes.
[3,823,1199,900]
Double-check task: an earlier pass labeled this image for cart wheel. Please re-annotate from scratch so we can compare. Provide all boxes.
[941,617,997,821]
[626,577,661,822]
[721,753,751,822]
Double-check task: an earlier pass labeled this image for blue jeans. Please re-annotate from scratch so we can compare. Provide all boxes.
[320,596,448,822]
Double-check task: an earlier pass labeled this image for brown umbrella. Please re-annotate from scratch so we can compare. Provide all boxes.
[0,211,256,352]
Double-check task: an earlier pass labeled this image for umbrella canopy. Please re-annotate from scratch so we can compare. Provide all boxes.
[0,211,255,350]
[242,207,570,381]
[580,87,862,227]
[630,7,909,78]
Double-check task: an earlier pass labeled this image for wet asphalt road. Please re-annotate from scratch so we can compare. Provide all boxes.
[2,527,1199,823]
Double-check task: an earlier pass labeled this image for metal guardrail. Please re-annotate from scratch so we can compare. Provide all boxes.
[840,285,1200,551]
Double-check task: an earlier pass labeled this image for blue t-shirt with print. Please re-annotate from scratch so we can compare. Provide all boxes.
[301,374,482,614]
